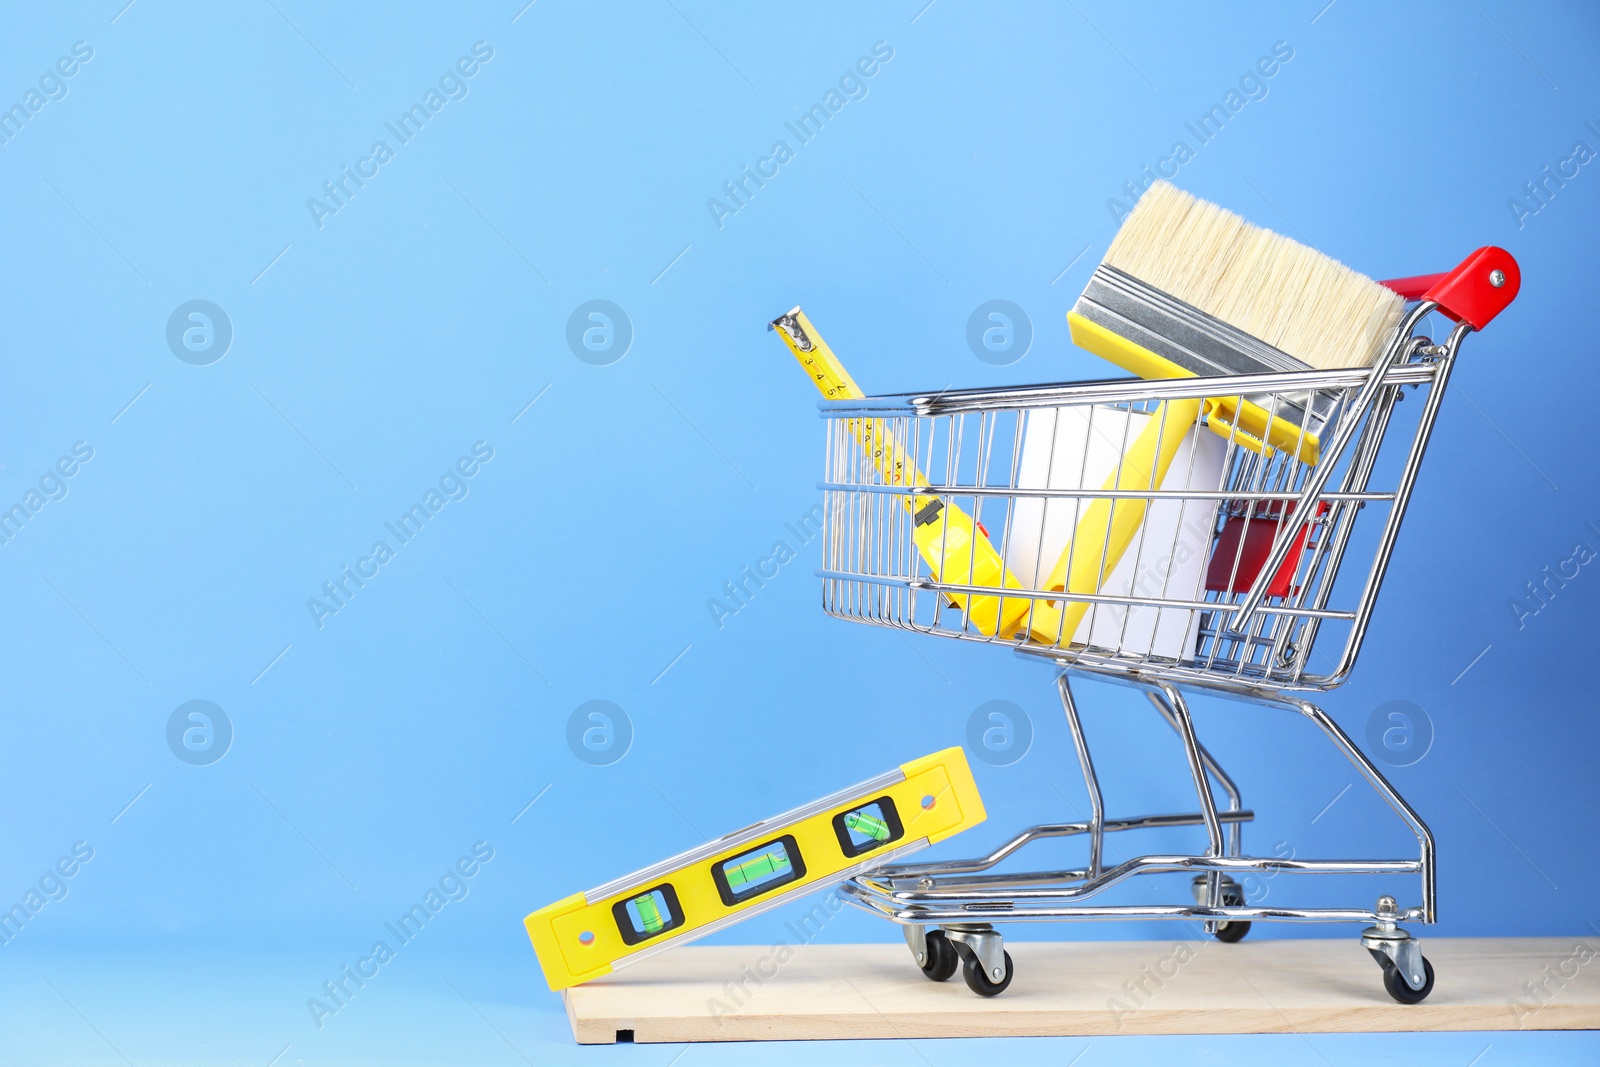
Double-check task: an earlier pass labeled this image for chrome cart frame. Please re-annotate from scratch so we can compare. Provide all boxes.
[805,301,1477,1001]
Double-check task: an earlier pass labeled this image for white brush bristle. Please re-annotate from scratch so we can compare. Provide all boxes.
[1103,182,1404,370]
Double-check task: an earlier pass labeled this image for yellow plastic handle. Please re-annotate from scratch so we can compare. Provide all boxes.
[1200,400,1271,456]
[1038,398,1204,644]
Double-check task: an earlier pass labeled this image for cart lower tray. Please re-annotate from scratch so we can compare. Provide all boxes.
[562,937,1598,1043]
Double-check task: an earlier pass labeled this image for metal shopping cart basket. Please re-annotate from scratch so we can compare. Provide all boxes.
[781,252,1520,1002]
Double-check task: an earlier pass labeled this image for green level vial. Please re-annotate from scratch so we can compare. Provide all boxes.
[845,810,891,842]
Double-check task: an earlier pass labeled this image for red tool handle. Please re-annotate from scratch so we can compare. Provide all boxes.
[1379,247,1520,330]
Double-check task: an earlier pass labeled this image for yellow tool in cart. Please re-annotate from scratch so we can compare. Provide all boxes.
[1040,396,1205,642]
[769,307,1064,642]
[524,747,986,991]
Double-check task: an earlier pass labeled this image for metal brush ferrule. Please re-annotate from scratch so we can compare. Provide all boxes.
[1073,265,1337,433]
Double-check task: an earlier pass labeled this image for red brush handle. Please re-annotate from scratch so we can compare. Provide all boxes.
[1379,247,1520,330]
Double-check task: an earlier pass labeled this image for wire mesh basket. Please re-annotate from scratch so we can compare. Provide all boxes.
[818,306,1462,694]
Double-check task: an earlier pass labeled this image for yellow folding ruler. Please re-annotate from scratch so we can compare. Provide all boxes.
[524,747,986,990]
[769,306,1063,641]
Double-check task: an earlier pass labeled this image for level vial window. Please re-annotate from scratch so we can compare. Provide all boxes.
[612,883,684,946]
[832,796,905,858]
[712,835,806,906]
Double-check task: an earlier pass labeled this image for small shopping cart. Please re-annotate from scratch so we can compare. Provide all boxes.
[785,258,1518,1002]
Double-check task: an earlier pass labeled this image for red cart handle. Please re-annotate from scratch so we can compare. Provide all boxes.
[1379,246,1520,331]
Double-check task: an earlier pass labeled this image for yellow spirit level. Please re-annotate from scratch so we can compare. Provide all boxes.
[524,747,986,991]
[769,307,1065,643]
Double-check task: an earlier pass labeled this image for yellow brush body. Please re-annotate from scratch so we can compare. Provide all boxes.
[1066,313,1307,462]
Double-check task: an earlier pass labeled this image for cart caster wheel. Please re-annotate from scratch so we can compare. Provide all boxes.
[919,929,959,982]
[1377,952,1435,1004]
[1213,886,1251,943]
[961,949,1014,997]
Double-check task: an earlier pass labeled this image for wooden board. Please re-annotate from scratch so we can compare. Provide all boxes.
[562,937,1600,1043]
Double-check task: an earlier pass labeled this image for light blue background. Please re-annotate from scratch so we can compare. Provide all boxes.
[2,1,1597,1064]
